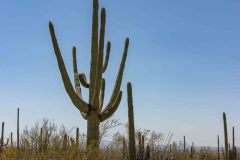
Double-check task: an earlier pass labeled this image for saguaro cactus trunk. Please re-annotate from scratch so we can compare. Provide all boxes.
[49,0,129,159]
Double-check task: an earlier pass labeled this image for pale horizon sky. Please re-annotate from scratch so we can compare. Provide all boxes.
[0,0,240,147]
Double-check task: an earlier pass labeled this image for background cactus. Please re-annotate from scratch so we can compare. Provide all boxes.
[183,136,186,152]
[223,112,229,160]
[17,108,19,149]
[76,127,79,147]
[232,127,236,160]
[127,82,136,160]
[49,0,129,159]
[218,135,220,160]
[16,108,20,160]
[1,122,9,147]
[122,137,127,160]
[10,132,13,147]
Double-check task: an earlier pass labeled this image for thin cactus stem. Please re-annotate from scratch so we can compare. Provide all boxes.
[16,108,20,160]
[183,136,186,152]
[76,127,79,147]
[223,112,229,160]
[218,135,220,160]
[10,132,13,147]
[232,127,235,160]
[122,137,127,160]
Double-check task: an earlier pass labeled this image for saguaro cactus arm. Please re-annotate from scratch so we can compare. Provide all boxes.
[99,78,105,111]
[49,22,89,113]
[79,73,90,88]
[102,41,111,73]
[72,47,87,119]
[72,47,82,98]
[99,91,122,122]
[103,38,129,111]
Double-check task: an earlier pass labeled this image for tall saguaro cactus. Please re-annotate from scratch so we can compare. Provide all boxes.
[127,82,136,160]
[49,0,129,158]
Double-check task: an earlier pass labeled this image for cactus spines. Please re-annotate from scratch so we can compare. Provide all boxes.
[218,135,220,160]
[127,82,136,160]
[49,0,129,158]
[223,112,229,160]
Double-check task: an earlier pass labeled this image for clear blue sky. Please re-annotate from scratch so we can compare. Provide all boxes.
[0,0,240,146]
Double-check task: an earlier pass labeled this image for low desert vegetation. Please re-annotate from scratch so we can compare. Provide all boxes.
[0,109,238,160]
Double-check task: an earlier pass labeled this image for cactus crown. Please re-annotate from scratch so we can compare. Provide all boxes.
[49,0,129,122]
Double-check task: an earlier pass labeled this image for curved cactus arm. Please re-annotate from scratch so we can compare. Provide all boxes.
[72,47,82,98]
[99,91,122,122]
[79,73,90,88]
[99,78,105,112]
[49,22,89,113]
[102,41,111,73]
[73,47,86,119]
[89,0,99,102]
[104,38,129,110]
[92,8,106,108]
